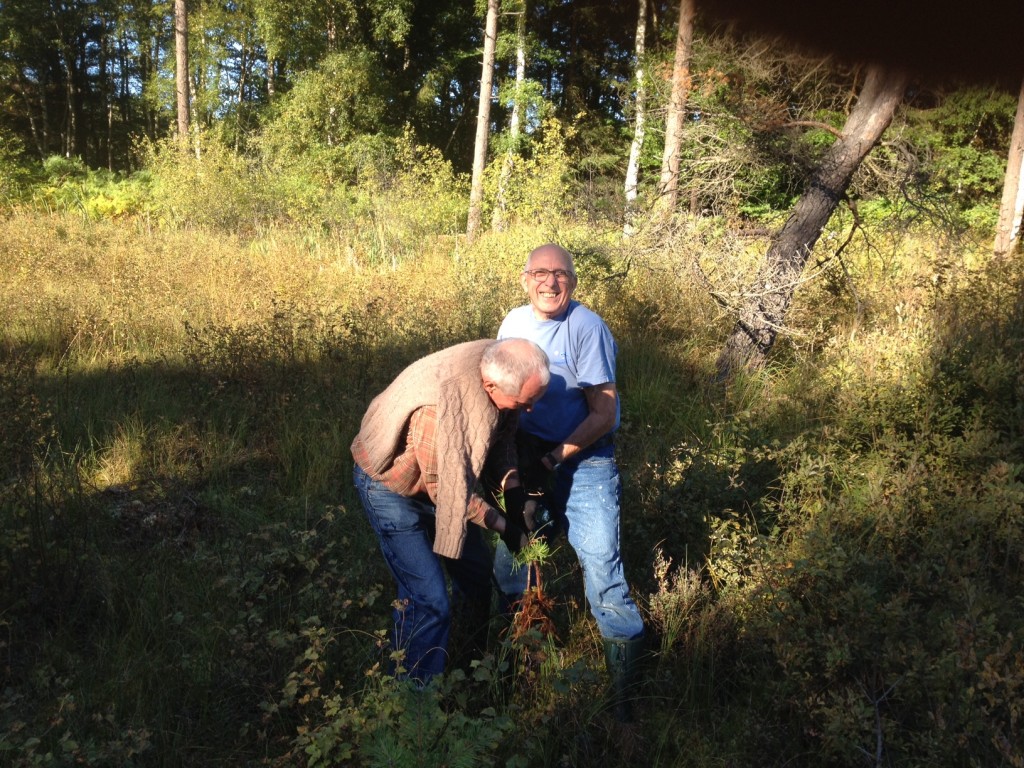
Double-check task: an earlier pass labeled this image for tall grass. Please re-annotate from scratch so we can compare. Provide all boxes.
[1,193,1021,767]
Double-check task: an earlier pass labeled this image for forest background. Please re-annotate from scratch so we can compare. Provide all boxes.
[2,0,1023,766]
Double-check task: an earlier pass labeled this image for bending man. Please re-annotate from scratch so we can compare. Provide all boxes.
[351,338,548,683]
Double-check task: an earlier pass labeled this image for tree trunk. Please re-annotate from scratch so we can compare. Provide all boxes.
[467,0,499,243]
[657,0,695,215]
[140,6,160,141]
[62,46,77,157]
[16,70,44,158]
[716,65,909,378]
[493,3,526,232]
[994,75,1024,257]
[175,0,190,143]
[623,0,648,237]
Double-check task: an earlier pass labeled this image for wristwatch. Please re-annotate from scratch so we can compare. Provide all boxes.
[542,452,560,470]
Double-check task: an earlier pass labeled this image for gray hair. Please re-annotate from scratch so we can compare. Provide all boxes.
[480,338,550,395]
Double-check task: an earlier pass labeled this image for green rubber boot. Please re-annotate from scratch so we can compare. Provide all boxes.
[603,636,645,723]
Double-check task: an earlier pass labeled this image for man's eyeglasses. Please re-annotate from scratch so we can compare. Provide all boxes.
[523,268,574,282]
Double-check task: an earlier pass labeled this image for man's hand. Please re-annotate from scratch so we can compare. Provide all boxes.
[500,519,527,554]
[502,485,528,532]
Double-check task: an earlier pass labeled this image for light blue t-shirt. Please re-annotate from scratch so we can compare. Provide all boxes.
[498,300,620,443]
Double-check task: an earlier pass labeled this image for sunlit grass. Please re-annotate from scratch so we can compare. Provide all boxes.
[1,203,1021,767]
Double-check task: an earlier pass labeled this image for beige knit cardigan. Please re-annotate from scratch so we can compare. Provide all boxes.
[351,339,501,559]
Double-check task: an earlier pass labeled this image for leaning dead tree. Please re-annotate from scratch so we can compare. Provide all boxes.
[716,65,909,378]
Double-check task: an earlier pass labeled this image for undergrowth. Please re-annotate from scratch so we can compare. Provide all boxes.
[1,197,1022,767]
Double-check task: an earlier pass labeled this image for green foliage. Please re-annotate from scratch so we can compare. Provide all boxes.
[665,44,831,220]
[699,255,1024,766]
[484,118,578,227]
[144,136,272,229]
[493,80,551,154]
[647,547,713,655]
[259,50,394,186]
[145,126,459,238]
[720,117,805,218]
[255,0,414,72]
[339,129,468,262]
[0,131,31,201]
[287,669,514,767]
[26,156,150,219]
[737,430,1024,765]
[904,87,1017,224]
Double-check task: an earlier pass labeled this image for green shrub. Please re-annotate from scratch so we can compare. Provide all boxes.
[258,49,393,188]
[26,156,150,219]
[338,129,468,263]
[0,132,32,201]
[483,117,578,228]
[143,135,269,229]
[714,255,1024,764]
[739,429,1024,765]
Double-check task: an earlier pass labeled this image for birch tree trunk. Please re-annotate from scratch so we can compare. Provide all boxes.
[493,4,526,232]
[623,0,648,237]
[467,0,500,243]
[657,0,695,215]
[994,75,1024,257]
[716,65,909,377]
[174,0,190,143]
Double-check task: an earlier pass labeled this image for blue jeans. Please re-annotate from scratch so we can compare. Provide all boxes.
[493,446,644,640]
[354,464,493,682]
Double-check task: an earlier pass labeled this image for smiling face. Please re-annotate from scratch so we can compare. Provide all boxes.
[520,245,577,321]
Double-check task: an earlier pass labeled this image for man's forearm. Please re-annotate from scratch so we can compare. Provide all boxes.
[543,411,615,467]
[480,503,506,532]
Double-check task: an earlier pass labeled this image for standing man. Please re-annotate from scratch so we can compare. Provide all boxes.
[351,338,549,683]
[495,243,645,721]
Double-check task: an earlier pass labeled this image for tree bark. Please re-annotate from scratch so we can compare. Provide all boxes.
[623,0,648,237]
[61,44,77,157]
[175,0,190,143]
[716,65,909,378]
[467,0,500,243]
[657,0,695,215]
[493,3,526,232]
[994,75,1024,258]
